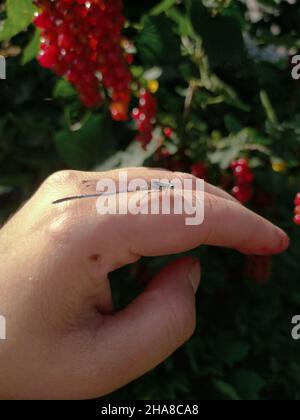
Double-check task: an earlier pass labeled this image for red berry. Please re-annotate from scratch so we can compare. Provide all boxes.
[232,185,254,204]
[294,214,300,226]
[163,127,173,138]
[110,101,129,122]
[230,161,239,170]
[34,12,53,30]
[132,89,157,148]
[191,162,208,180]
[159,147,171,159]
[294,206,300,215]
[233,163,253,182]
[294,193,300,207]
[231,158,249,169]
[37,45,58,68]
[233,165,246,176]
[230,158,254,203]
[237,158,249,167]
[236,173,254,185]
[126,54,134,65]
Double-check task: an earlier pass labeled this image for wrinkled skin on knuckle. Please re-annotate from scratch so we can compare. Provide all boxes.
[15,170,83,231]
[202,193,223,243]
[161,289,196,349]
[36,170,83,205]
[43,170,81,190]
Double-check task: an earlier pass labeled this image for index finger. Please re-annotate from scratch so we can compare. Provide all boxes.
[107,191,289,258]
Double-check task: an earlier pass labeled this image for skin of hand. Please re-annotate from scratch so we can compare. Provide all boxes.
[0,168,289,400]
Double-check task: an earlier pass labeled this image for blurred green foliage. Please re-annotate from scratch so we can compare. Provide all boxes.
[1,0,300,400]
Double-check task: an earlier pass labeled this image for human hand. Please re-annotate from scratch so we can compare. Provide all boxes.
[0,168,289,399]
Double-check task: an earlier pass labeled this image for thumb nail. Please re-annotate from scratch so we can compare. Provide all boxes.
[187,258,201,293]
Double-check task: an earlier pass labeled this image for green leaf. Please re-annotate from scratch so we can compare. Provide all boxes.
[21,28,40,65]
[209,139,244,169]
[224,114,243,134]
[150,0,177,16]
[167,7,194,37]
[0,0,37,42]
[260,90,278,125]
[221,341,250,367]
[136,15,181,65]
[0,185,13,196]
[231,370,266,400]
[189,0,245,67]
[53,79,77,99]
[54,113,113,170]
[213,379,240,401]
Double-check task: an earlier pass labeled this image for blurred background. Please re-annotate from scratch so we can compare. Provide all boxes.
[1,0,300,400]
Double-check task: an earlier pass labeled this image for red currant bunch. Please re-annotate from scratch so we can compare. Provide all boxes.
[132,89,157,148]
[230,158,254,204]
[34,0,132,120]
[294,193,300,225]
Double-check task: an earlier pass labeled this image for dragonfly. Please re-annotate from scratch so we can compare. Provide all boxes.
[52,181,176,205]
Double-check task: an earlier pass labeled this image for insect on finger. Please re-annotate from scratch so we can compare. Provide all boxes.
[52,182,176,205]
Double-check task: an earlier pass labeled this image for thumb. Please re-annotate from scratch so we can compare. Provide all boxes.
[94,257,201,395]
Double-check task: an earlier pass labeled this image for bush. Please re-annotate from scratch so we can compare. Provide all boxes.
[1,0,300,400]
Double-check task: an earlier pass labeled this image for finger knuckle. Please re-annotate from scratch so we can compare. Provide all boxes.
[173,171,196,181]
[202,193,218,243]
[43,170,81,190]
[205,192,218,214]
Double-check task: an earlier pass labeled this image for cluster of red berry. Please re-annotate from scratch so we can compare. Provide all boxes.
[132,89,157,148]
[34,0,132,120]
[294,193,300,225]
[230,158,254,204]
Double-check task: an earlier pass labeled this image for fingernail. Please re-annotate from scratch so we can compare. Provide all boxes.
[275,227,290,251]
[187,258,201,293]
